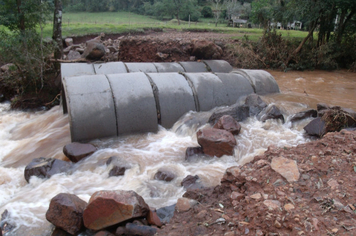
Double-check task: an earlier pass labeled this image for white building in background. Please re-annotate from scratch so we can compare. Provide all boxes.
[270,21,302,30]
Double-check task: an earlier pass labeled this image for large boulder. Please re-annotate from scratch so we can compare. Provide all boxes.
[63,142,97,163]
[213,115,241,135]
[191,40,223,59]
[46,193,87,235]
[83,190,150,231]
[24,157,72,183]
[82,40,106,60]
[257,105,285,123]
[244,94,267,116]
[208,103,249,125]
[197,127,237,157]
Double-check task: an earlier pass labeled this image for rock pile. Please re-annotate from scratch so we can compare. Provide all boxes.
[45,190,162,236]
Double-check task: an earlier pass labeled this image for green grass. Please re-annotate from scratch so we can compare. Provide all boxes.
[31,12,311,41]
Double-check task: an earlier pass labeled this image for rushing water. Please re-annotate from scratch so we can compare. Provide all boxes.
[0,70,355,234]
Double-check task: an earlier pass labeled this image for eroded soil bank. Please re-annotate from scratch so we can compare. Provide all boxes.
[158,129,356,236]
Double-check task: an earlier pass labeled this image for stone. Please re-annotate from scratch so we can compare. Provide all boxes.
[213,115,242,135]
[263,200,281,210]
[63,142,97,163]
[244,94,267,116]
[209,104,250,125]
[94,231,115,236]
[154,170,176,182]
[156,204,176,224]
[271,156,300,183]
[24,157,72,183]
[108,166,126,177]
[46,193,87,235]
[83,190,149,230]
[231,191,244,201]
[185,147,204,161]
[82,40,106,60]
[64,38,73,47]
[191,40,223,59]
[0,63,15,73]
[125,223,157,236]
[257,105,285,123]
[176,198,198,212]
[147,210,163,227]
[221,166,242,183]
[303,117,326,137]
[197,127,237,157]
[250,193,262,200]
[51,227,72,236]
[284,203,295,211]
[327,178,339,189]
[181,175,204,190]
[290,109,318,123]
[66,50,81,60]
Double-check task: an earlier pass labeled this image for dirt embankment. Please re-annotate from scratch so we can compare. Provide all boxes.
[158,129,356,236]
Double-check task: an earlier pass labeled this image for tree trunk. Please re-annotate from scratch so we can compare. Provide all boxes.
[53,0,63,60]
[336,9,356,44]
[16,0,25,31]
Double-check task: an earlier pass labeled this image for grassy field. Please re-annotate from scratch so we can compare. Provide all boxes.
[32,12,310,41]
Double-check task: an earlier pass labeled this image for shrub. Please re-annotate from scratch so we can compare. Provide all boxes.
[201,6,213,18]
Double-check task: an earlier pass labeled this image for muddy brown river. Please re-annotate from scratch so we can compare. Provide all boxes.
[0,70,354,235]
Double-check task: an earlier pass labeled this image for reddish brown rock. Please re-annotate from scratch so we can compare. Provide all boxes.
[147,210,163,227]
[271,156,300,183]
[197,127,236,157]
[45,193,87,235]
[94,231,115,236]
[191,40,223,59]
[63,142,97,163]
[82,40,106,60]
[83,190,149,231]
[213,115,241,135]
[176,198,198,212]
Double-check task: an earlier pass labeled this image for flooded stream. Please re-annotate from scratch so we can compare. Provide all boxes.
[0,70,355,235]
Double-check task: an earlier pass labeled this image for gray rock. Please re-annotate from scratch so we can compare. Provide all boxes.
[24,157,72,183]
[257,105,285,123]
[290,109,317,123]
[66,50,81,60]
[244,94,267,116]
[303,117,326,137]
[208,104,249,125]
[156,204,176,224]
[64,38,73,47]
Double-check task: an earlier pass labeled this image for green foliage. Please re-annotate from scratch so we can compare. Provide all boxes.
[0,30,54,95]
[250,0,273,28]
[0,0,52,31]
[201,6,213,18]
[143,0,201,22]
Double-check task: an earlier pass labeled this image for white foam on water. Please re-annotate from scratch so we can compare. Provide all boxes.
[0,102,311,234]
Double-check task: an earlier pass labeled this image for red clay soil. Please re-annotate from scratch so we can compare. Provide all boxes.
[157,129,356,236]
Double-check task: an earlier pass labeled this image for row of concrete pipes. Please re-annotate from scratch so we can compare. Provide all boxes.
[61,60,280,142]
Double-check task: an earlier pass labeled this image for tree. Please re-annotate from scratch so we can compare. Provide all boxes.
[53,0,63,60]
[211,0,222,26]
[0,0,51,31]
[143,0,200,24]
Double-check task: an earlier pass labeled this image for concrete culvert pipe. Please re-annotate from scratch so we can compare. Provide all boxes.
[232,69,280,95]
[62,67,279,142]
